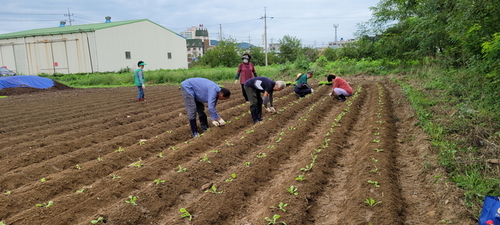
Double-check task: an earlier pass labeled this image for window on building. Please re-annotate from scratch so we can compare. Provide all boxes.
[125,51,131,59]
[167,52,172,59]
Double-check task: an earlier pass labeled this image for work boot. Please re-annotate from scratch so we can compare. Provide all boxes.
[338,95,346,102]
[136,98,141,102]
[250,108,260,123]
[199,115,209,131]
[189,119,199,137]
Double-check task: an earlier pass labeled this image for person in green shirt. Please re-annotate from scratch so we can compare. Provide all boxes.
[294,70,314,98]
[133,61,146,102]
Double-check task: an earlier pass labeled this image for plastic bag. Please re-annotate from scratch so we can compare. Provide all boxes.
[479,196,500,225]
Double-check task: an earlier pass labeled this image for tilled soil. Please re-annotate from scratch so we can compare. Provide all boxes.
[0,76,476,225]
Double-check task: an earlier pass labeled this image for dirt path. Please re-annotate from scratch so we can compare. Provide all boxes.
[0,76,475,225]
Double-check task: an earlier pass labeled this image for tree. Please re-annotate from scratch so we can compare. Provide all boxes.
[198,39,240,68]
[279,35,302,63]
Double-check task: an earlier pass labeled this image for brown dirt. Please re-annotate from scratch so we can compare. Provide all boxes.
[0,76,476,225]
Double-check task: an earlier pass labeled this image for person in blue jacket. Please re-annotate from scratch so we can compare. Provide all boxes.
[244,77,286,123]
[180,77,231,137]
[133,61,147,102]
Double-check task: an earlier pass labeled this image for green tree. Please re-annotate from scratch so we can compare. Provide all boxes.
[279,35,302,63]
[198,38,240,68]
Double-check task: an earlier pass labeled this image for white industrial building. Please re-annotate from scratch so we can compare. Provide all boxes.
[0,18,187,75]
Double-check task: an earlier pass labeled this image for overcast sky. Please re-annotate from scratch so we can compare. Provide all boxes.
[2,0,380,48]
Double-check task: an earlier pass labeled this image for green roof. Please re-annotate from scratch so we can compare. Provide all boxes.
[0,19,182,40]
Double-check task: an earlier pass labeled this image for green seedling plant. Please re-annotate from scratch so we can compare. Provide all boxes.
[125,196,138,205]
[75,187,86,193]
[36,201,54,207]
[170,146,179,150]
[370,167,379,173]
[365,198,382,207]
[91,217,105,224]
[270,202,288,212]
[200,154,211,163]
[225,173,237,182]
[131,160,144,167]
[246,129,255,134]
[75,164,82,170]
[40,177,47,182]
[288,126,296,130]
[224,140,233,146]
[267,145,275,149]
[244,162,251,167]
[4,191,11,195]
[372,139,381,143]
[205,185,223,194]
[97,157,104,161]
[264,214,288,225]
[295,174,306,181]
[180,208,193,220]
[367,180,380,187]
[157,152,163,158]
[210,149,220,153]
[184,141,191,144]
[375,148,384,152]
[165,130,172,133]
[114,147,125,152]
[154,179,165,185]
[110,174,121,179]
[372,158,379,162]
[275,137,282,143]
[256,152,267,158]
[0,222,5,225]
[286,185,298,195]
[139,141,145,145]
[176,165,187,172]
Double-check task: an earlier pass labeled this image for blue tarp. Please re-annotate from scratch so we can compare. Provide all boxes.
[0,76,54,90]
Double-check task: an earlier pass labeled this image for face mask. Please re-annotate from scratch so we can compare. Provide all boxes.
[243,59,249,63]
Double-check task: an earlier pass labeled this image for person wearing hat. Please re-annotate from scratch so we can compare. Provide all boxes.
[134,61,147,102]
[327,74,352,102]
[294,70,314,98]
[244,77,286,123]
[235,53,258,103]
[180,77,231,137]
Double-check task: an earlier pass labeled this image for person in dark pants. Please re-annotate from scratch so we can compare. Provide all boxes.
[294,70,314,98]
[180,77,231,137]
[133,61,147,102]
[244,77,286,123]
[235,53,257,103]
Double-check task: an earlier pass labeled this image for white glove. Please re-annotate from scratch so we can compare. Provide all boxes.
[142,84,145,89]
[328,92,332,96]
[265,107,272,113]
[218,118,226,126]
[269,107,276,113]
[212,121,220,127]
[311,88,314,93]
[234,80,239,84]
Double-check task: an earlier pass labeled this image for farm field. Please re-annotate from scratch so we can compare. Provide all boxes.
[0,76,476,225]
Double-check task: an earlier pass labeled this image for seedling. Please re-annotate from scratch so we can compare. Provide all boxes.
[210,149,220,153]
[371,158,379,162]
[170,146,179,150]
[75,164,82,170]
[286,185,298,195]
[371,139,381,143]
[97,157,104,161]
[130,160,144,167]
[179,208,193,220]
[110,174,121,179]
[367,180,380,187]
[270,202,288,212]
[165,130,172,133]
[125,196,138,205]
[373,132,380,136]
[157,152,163,158]
[300,164,312,172]
[184,141,191,144]
[279,132,286,136]
[288,126,296,130]
[139,141,145,145]
[225,173,237,182]
[204,185,223,194]
[275,137,282,143]
[91,217,105,224]
[295,174,306,181]
[370,167,379,173]
[256,152,267,158]
[114,147,125,152]
[246,129,255,134]
[364,198,382,206]
[176,165,187,172]
[75,187,86,193]
[264,214,288,225]
[224,140,234,146]
[40,178,47,182]
[267,145,275,149]
[4,191,11,195]
[36,201,53,207]
[200,154,211,163]
[154,179,165,185]
[321,139,330,148]
[244,162,251,167]
[240,136,245,139]
[375,148,384,152]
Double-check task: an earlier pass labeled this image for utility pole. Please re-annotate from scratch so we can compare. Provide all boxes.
[260,7,273,66]
[64,8,74,25]
[219,24,222,41]
[333,24,339,42]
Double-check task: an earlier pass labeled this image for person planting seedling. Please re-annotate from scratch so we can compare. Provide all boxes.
[327,74,352,102]
[243,76,286,123]
[180,77,231,137]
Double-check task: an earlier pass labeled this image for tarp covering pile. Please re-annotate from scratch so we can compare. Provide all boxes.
[0,75,54,90]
